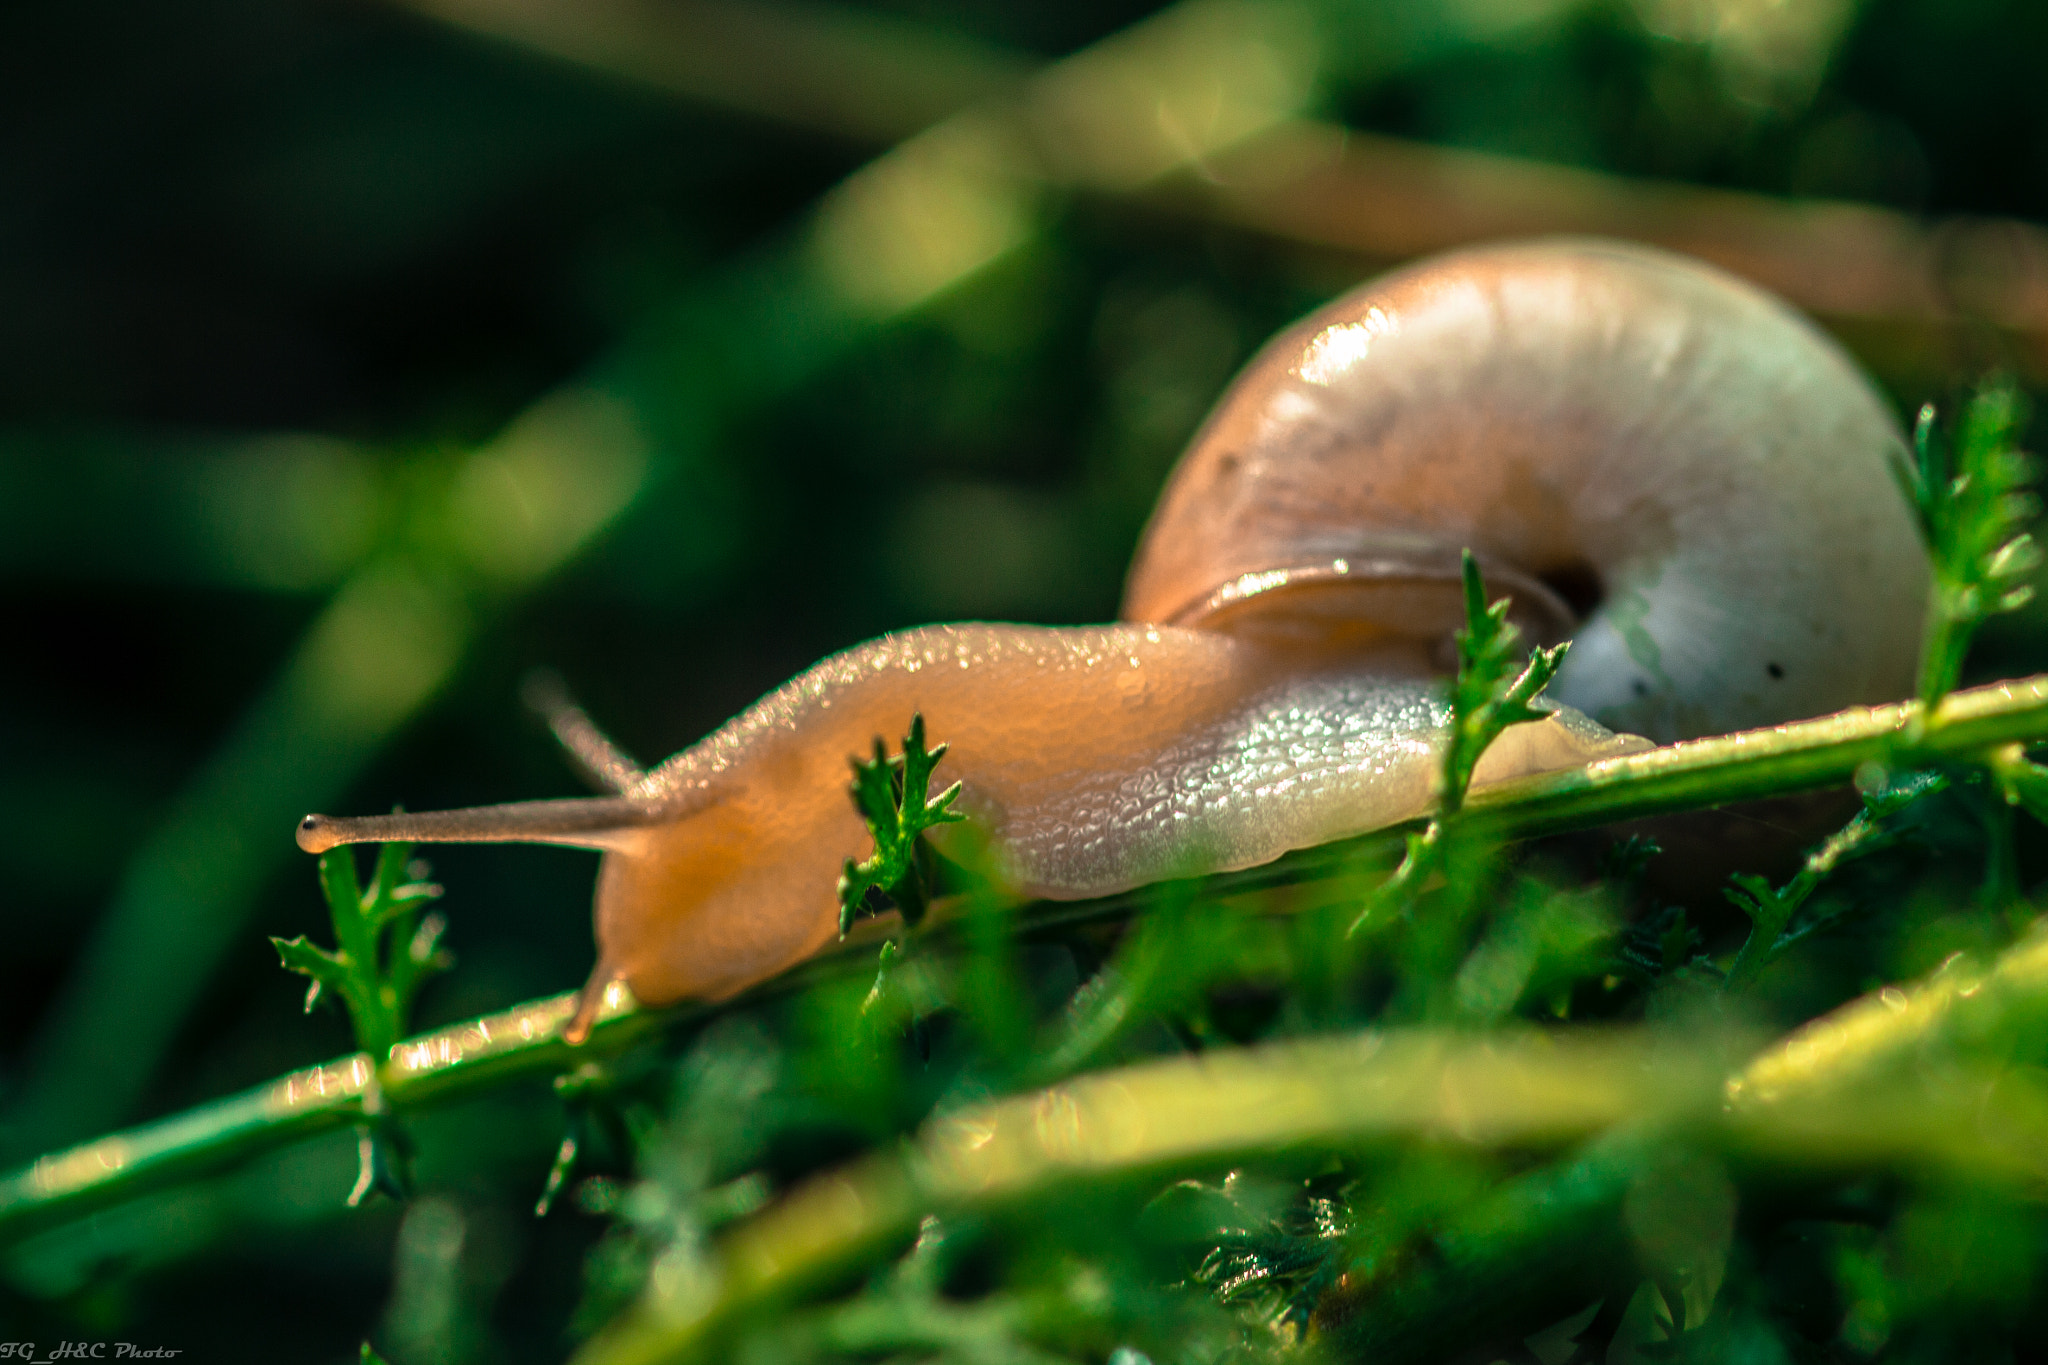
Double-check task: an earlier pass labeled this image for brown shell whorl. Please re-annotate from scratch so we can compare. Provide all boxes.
[1120,238,1926,743]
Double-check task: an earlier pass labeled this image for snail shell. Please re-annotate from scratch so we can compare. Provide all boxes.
[1128,238,1924,742]
[296,239,1926,1033]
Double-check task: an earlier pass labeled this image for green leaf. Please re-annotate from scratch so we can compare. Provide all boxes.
[272,929,364,1023]
[272,932,347,976]
[366,879,443,932]
[287,838,452,1065]
[1898,381,2040,716]
[1721,769,1947,992]
[836,712,967,937]
[406,911,453,972]
[1352,553,1569,936]
[534,1131,581,1218]
[347,1119,413,1207]
[1440,551,1570,815]
[1599,835,1662,884]
[1722,873,1788,930]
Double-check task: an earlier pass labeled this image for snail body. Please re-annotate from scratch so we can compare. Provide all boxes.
[297,239,1927,1035]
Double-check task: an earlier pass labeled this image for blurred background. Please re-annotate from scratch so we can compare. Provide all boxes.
[2,0,2047,1356]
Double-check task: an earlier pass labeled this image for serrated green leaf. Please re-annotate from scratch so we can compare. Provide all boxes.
[1354,553,1571,936]
[1907,382,2041,715]
[836,713,967,937]
[293,834,451,1062]
[1437,552,1572,816]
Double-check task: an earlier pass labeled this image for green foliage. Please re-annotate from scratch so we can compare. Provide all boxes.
[720,1213,1247,1365]
[22,653,2048,1365]
[1182,1169,1353,1338]
[1351,550,1569,935]
[1721,767,1947,991]
[494,519,2048,1363]
[271,841,453,1207]
[1442,549,1572,816]
[837,712,967,936]
[1894,381,2041,713]
[25,531,2048,1365]
[17,0,2048,1355]
[273,841,453,1062]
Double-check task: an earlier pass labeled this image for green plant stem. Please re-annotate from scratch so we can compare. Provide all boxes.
[1897,385,2039,716]
[1349,554,1565,937]
[1457,673,2048,839]
[8,673,2048,1247]
[576,918,2048,1365]
[0,991,649,1247]
[1719,771,1945,993]
[1920,590,1968,715]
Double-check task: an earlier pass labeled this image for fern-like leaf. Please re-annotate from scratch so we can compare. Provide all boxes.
[836,712,966,936]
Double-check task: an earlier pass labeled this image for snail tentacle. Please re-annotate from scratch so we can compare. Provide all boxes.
[522,669,647,794]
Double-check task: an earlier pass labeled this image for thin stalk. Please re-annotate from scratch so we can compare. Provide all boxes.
[7,673,2048,1246]
[0,992,639,1246]
[1457,673,2048,839]
[1719,771,1945,993]
[1919,584,1968,714]
[1351,553,1566,937]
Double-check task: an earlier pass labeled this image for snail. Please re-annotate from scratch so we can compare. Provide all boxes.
[296,238,1926,1039]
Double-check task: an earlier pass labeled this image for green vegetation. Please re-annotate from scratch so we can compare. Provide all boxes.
[273,841,454,1203]
[1350,550,1568,936]
[278,844,452,1067]
[11,0,2048,1360]
[14,411,2048,1358]
[1897,383,2041,714]
[1718,768,1945,994]
[836,713,966,936]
